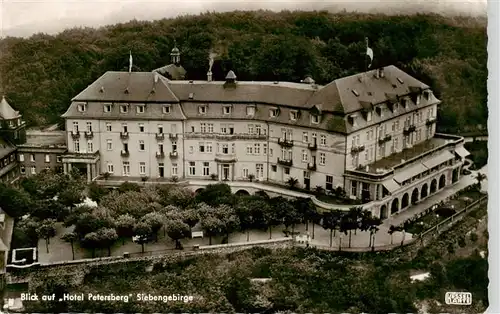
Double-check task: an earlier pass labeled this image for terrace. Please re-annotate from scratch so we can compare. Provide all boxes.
[350,135,460,176]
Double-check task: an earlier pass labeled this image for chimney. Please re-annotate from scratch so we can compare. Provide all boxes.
[154,72,159,84]
[207,71,212,82]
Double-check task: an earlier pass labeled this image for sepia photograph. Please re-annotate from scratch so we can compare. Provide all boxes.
[0,0,493,312]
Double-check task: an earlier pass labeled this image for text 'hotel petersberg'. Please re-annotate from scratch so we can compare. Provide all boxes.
[0,45,470,220]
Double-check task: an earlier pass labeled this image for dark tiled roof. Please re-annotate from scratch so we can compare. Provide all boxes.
[153,64,186,80]
[0,137,16,159]
[307,65,430,114]
[71,72,179,103]
[168,80,318,107]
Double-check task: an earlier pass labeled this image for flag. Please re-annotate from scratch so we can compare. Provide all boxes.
[365,37,373,69]
[129,51,133,72]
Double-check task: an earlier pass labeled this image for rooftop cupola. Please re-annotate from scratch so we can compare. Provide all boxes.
[225,70,237,83]
[170,43,181,65]
[301,75,315,84]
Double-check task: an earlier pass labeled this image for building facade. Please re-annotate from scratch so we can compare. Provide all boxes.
[0,96,23,183]
[17,130,67,177]
[57,49,470,219]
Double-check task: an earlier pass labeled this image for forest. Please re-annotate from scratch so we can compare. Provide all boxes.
[0,11,487,134]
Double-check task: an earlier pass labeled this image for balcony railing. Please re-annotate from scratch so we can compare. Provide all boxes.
[184,132,266,140]
[169,151,178,158]
[156,133,165,140]
[84,131,94,139]
[403,125,416,135]
[350,145,365,155]
[169,133,178,140]
[308,142,317,151]
[71,131,80,139]
[156,151,165,158]
[215,153,237,163]
[307,163,317,171]
[378,134,392,145]
[426,118,437,126]
[120,150,130,157]
[277,158,293,167]
[120,132,129,139]
[278,138,294,147]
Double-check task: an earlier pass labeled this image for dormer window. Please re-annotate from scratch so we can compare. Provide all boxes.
[163,105,171,114]
[290,110,298,121]
[189,93,194,100]
[311,114,320,124]
[423,90,431,100]
[246,106,255,116]
[120,104,129,113]
[223,105,232,115]
[198,105,207,114]
[366,111,372,122]
[397,77,404,84]
[77,103,86,112]
[103,104,112,113]
[269,108,278,118]
[401,98,408,108]
[394,103,399,113]
[136,105,145,113]
[352,89,360,97]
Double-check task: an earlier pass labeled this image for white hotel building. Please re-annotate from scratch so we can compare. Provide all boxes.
[61,49,470,219]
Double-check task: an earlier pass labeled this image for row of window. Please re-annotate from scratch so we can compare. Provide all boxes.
[19,154,62,163]
[351,119,434,147]
[77,102,322,124]
[20,166,51,175]
[78,103,173,115]
[349,91,434,126]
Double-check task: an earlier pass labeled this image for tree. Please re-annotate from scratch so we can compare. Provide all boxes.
[61,232,78,260]
[36,219,57,253]
[216,205,240,243]
[142,212,165,241]
[339,211,356,248]
[96,227,118,256]
[88,181,109,203]
[286,177,299,189]
[262,201,281,240]
[293,198,317,232]
[277,200,301,235]
[118,181,141,193]
[73,207,115,238]
[234,201,254,242]
[348,206,364,235]
[201,214,225,245]
[82,232,100,258]
[195,183,234,206]
[115,214,136,244]
[133,221,153,253]
[365,217,382,249]
[164,219,190,249]
[322,210,343,247]
[58,184,85,208]
[0,183,32,217]
[181,208,200,232]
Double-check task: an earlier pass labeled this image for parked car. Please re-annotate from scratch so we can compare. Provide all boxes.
[132,234,154,243]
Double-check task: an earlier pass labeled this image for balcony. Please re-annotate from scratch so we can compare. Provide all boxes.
[120,132,129,139]
[426,118,437,126]
[403,125,416,135]
[350,145,365,155]
[277,158,293,167]
[71,131,80,139]
[307,163,317,171]
[308,142,318,151]
[169,133,178,140]
[215,153,237,163]
[156,151,165,159]
[156,133,165,140]
[169,151,178,158]
[278,138,294,147]
[84,131,94,139]
[120,150,130,157]
[378,134,392,145]
[184,132,266,140]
